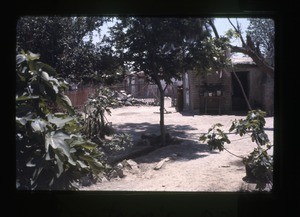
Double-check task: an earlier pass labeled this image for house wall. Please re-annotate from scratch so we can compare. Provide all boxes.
[262,75,274,115]
[222,70,232,113]
[125,76,176,99]
[188,64,273,114]
[234,64,274,112]
[188,70,232,113]
[188,71,201,111]
[235,64,264,108]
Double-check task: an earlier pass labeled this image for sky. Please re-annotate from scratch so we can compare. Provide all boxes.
[90,18,250,45]
[87,17,250,58]
[214,18,250,47]
[214,18,249,37]
[214,18,250,57]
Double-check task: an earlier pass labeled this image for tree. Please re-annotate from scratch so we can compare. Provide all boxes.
[16,16,124,84]
[214,18,275,79]
[110,17,225,146]
[246,18,275,67]
[207,18,275,111]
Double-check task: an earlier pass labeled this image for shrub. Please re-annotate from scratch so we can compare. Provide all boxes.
[199,123,230,151]
[16,51,106,190]
[82,87,117,142]
[200,110,273,190]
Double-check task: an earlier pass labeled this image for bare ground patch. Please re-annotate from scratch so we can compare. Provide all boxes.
[80,99,273,192]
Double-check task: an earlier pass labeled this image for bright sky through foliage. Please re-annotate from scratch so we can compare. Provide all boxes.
[86,18,250,57]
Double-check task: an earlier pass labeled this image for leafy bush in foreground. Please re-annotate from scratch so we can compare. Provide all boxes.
[16,51,105,190]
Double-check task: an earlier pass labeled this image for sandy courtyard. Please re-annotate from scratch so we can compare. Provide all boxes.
[81,98,274,192]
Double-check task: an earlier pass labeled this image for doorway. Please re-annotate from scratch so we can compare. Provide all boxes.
[232,71,249,111]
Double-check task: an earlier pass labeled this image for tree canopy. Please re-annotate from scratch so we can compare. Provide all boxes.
[109,17,227,145]
[213,18,275,79]
[16,16,124,85]
[246,18,275,67]
[110,17,226,84]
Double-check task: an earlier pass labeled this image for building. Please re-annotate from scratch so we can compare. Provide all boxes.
[124,71,175,99]
[181,56,274,115]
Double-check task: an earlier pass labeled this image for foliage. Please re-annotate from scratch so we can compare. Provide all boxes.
[16,51,106,190]
[16,17,125,85]
[229,110,273,189]
[110,17,228,85]
[81,87,134,156]
[110,17,229,145]
[229,110,270,147]
[199,123,230,151]
[103,133,133,154]
[243,147,273,189]
[246,18,275,65]
[225,29,241,39]
[200,110,273,190]
[213,18,274,79]
[82,87,117,141]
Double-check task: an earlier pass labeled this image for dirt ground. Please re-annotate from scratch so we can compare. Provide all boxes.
[80,98,274,192]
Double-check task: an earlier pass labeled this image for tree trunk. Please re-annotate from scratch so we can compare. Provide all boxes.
[159,89,166,146]
[155,79,166,146]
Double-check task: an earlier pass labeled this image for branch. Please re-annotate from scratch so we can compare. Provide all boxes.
[152,74,164,93]
[163,84,169,92]
[229,45,274,79]
[229,45,248,53]
[208,18,274,79]
[207,19,219,38]
[227,18,246,47]
[231,66,252,111]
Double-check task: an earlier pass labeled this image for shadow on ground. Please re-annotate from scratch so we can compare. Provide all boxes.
[113,122,198,141]
[110,122,217,164]
[134,142,215,164]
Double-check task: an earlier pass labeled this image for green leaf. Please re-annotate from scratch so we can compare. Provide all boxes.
[56,94,75,115]
[41,71,50,81]
[79,154,96,162]
[16,95,39,101]
[63,119,81,133]
[55,153,64,177]
[28,60,38,72]
[47,114,74,129]
[48,76,60,86]
[26,158,36,167]
[199,134,207,142]
[31,119,47,132]
[61,94,72,107]
[27,51,40,61]
[16,54,26,64]
[40,63,57,76]
[45,131,76,165]
[77,160,88,168]
[214,123,223,127]
[16,117,28,126]
[89,160,104,174]
[70,140,98,150]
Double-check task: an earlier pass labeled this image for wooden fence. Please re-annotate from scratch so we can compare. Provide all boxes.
[64,86,96,109]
